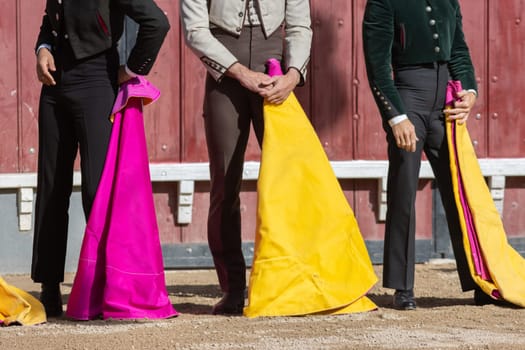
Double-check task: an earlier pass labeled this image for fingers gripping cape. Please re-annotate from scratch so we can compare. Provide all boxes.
[66,77,177,319]
[446,80,525,307]
[244,59,377,317]
[0,276,46,326]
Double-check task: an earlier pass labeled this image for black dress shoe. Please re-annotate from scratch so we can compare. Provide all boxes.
[212,291,245,315]
[40,283,63,317]
[474,288,511,307]
[393,289,417,310]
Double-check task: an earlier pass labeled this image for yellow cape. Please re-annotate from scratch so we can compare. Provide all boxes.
[447,120,525,307]
[243,92,378,317]
[0,276,46,326]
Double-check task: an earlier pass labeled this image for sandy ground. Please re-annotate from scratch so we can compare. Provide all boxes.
[1,262,524,350]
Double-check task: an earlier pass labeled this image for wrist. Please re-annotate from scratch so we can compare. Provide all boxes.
[286,68,301,86]
[388,114,408,127]
[36,44,52,56]
[226,62,245,80]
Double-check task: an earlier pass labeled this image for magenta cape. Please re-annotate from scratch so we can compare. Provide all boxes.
[66,77,177,319]
[447,80,525,307]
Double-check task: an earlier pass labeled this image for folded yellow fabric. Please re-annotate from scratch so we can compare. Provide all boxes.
[244,91,377,317]
[447,120,525,307]
[0,276,46,326]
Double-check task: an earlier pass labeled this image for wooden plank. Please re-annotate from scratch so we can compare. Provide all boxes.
[18,1,45,173]
[310,0,354,160]
[460,0,488,157]
[180,44,209,162]
[487,0,525,157]
[354,0,389,160]
[144,0,181,162]
[0,1,21,172]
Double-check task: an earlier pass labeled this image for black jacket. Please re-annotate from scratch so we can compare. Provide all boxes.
[362,0,477,122]
[36,0,170,75]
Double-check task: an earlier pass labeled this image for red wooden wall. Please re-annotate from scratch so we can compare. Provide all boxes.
[2,0,525,246]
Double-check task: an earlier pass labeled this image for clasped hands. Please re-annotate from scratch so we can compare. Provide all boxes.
[392,90,477,152]
[227,63,300,105]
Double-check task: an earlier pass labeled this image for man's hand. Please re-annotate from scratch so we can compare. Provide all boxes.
[226,63,272,94]
[392,119,419,152]
[36,48,56,86]
[260,69,301,104]
[445,90,477,124]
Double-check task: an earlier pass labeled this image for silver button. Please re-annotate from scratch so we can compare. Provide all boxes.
[433,33,439,39]
[58,0,61,3]
[52,30,58,37]
[434,46,441,53]
[425,6,432,12]
[429,19,436,26]
[64,34,68,39]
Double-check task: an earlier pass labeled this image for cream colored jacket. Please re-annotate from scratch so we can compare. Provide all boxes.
[180,0,312,81]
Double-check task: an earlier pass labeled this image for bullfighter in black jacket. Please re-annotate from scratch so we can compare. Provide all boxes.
[32,0,170,317]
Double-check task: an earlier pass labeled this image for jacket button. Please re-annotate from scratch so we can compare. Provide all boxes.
[236,27,242,32]
[433,33,439,39]
[434,46,441,53]
[429,19,436,26]
[425,6,432,12]
[238,12,243,17]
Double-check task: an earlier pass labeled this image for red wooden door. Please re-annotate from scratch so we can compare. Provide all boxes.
[487,0,525,237]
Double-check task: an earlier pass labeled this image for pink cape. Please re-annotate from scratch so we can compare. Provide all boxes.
[66,77,178,320]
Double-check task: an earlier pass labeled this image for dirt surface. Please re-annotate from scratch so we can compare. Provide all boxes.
[1,262,524,350]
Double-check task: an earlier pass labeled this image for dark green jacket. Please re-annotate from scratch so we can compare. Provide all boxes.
[362,0,477,122]
[36,0,170,75]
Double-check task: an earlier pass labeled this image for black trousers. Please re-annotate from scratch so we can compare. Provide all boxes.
[382,62,476,292]
[204,26,283,293]
[31,42,118,283]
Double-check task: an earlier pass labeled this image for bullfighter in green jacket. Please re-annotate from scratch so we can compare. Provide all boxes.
[362,0,493,309]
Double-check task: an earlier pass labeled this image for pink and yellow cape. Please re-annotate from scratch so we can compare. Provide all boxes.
[244,59,377,317]
[446,80,525,307]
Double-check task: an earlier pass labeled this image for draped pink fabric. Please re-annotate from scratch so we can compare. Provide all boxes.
[66,77,177,320]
